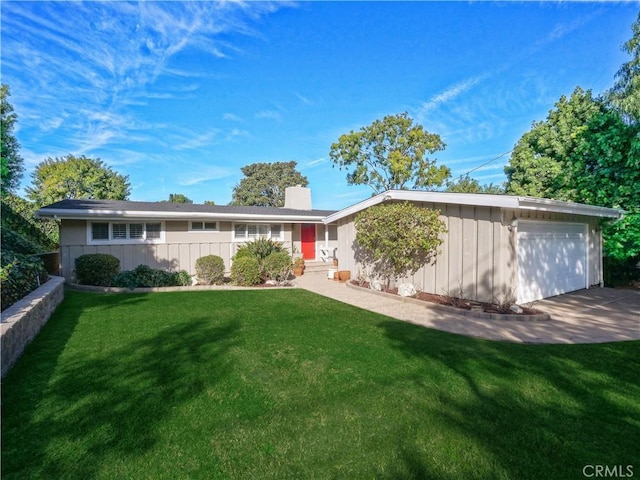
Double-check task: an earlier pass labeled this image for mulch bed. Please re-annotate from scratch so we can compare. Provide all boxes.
[350,281,543,316]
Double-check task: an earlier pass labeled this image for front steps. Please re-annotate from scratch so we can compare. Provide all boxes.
[302,261,337,275]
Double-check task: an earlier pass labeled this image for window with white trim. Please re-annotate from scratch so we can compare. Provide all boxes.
[189,221,218,232]
[233,223,283,241]
[89,222,164,243]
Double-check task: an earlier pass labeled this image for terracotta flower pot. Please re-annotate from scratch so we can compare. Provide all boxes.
[338,270,351,282]
[293,268,304,276]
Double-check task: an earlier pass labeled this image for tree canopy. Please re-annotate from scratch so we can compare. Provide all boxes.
[27,154,130,206]
[231,161,308,207]
[446,174,505,194]
[1,85,24,194]
[354,201,446,290]
[166,193,193,204]
[609,12,640,122]
[329,112,450,194]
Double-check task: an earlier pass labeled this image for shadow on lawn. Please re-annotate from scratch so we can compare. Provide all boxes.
[376,320,640,480]
[2,293,241,480]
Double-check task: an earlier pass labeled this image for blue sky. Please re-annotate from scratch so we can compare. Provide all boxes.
[2,1,638,210]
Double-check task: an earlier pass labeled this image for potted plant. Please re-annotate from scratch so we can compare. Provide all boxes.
[293,257,305,276]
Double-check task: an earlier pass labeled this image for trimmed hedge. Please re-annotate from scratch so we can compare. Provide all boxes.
[111,265,192,289]
[195,255,225,285]
[75,254,120,286]
[230,256,261,286]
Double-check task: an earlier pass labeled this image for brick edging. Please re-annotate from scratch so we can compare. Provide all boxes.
[345,282,550,321]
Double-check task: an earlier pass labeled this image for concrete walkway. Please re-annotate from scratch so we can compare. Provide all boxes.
[294,272,640,344]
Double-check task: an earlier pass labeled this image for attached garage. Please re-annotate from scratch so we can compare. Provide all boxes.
[325,190,622,305]
[516,221,588,303]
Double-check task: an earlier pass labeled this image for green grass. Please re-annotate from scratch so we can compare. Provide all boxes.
[2,290,639,480]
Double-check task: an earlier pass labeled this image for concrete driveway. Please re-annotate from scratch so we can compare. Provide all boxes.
[532,288,640,344]
[296,272,640,344]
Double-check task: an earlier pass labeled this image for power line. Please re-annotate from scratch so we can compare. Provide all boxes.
[451,149,513,183]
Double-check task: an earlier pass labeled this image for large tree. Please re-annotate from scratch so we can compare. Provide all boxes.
[1,85,24,194]
[329,112,449,194]
[505,87,603,200]
[354,201,447,290]
[609,12,640,122]
[27,154,130,206]
[504,68,639,269]
[231,161,308,207]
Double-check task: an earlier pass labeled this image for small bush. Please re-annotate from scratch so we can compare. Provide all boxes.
[1,252,48,311]
[174,270,193,287]
[111,265,190,289]
[195,255,225,285]
[262,251,292,282]
[234,238,286,262]
[230,256,261,286]
[75,253,120,286]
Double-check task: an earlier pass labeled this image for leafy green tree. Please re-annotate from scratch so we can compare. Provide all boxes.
[505,87,602,200]
[1,85,24,194]
[446,174,505,194]
[504,88,640,269]
[329,112,450,194]
[167,193,193,204]
[27,154,130,206]
[354,201,447,290]
[231,161,308,207]
[204,200,215,206]
[609,12,640,122]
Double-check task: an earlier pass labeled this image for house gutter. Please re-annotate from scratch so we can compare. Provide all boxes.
[36,208,328,223]
[323,190,623,224]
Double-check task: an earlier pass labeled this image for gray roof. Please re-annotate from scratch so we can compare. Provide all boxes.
[37,199,336,219]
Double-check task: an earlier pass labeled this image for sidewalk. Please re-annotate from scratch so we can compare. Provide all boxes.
[294,272,640,344]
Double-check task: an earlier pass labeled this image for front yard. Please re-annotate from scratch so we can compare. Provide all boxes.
[2,290,638,479]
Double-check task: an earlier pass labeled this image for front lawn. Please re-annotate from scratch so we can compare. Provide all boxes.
[2,290,638,479]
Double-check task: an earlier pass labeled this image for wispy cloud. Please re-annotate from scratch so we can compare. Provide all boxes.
[296,92,312,105]
[223,112,243,122]
[1,1,289,164]
[255,110,283,121]
[179,166,235,186]
[417,74,488,118]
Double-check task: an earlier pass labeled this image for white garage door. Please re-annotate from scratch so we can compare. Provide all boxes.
[517,221,588,304]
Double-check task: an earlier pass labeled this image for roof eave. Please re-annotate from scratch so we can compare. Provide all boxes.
[36,208,328,223]
[323,190,623,224]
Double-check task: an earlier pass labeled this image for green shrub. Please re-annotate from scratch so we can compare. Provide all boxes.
[174,270,193,287]
[195,255,225,285]
[230,256,261,286]
[111,265,192,289]
[1,194,59,250]
[234,238,286,262]
[262,251,292,282]
[75,253,120,286]
[1,252,48,311]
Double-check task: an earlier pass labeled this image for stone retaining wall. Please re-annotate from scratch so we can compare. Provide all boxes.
[1,276,65,378]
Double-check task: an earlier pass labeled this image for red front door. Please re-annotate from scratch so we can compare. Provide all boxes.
[301,224,316,260]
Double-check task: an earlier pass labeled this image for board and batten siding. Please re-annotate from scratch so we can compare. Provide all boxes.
[59,219,283,281]
[334,202,604,304]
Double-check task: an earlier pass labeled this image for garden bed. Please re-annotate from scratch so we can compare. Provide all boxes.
[349,281,548,320]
